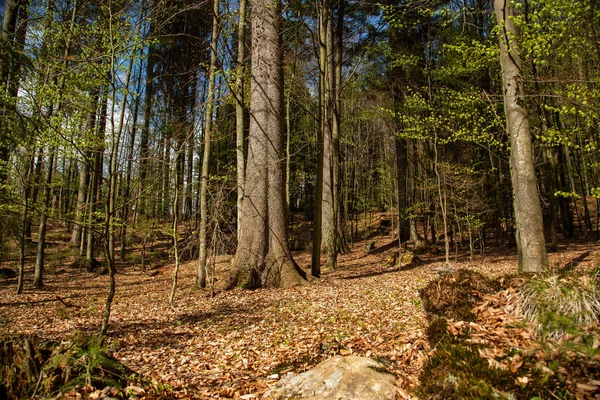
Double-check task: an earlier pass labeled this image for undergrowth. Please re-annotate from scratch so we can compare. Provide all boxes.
[519,267,600,341]
[419,268,600,400]
[0,331,169,399]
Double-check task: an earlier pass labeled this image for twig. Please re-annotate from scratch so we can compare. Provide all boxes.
[31,370,43,399]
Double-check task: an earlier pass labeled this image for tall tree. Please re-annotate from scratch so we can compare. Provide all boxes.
[233,0,307,288]
[494,0,548,273]
[197,0,220,288]
[235,0,247,241]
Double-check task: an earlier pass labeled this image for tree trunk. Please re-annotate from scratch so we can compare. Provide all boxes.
[120,63,142,260]
[86,91,108,267]
[494,0,548,273]
[312,1,327,278]
[71,91,99,246]
[234,0,307,289]
[235,0,247,240]
[0,0,26,181]
[136,22,157,221]
[321,0,336,267]
[197,0,220,288]
[34,146,55,288]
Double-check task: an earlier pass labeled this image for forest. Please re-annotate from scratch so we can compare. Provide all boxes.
[1,0,600,398]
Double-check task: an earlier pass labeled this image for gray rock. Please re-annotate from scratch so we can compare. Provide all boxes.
[264,356,398,400]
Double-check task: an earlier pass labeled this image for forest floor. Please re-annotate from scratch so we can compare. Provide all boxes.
[1,221,599,399]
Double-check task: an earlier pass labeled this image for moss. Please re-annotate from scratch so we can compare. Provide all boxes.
[1,333,138,399]
[419,269,501,322]
[419,272,586,400]
[368,365,395,375]
[420,338,571,400]
[426,317,448,346]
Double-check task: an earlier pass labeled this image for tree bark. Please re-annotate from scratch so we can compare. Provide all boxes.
[86,90,108,267]
[494,0,548,273]
[136,17,157,222]
[0,0,26,181]
[197,0,220,288]
[71,90,99,246]
[234,0,307,289]
[33,146,55,288]
[235,0,247,240]
[321,0,336,267]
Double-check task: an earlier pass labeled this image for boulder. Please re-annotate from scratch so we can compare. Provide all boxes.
[264,356,398,400]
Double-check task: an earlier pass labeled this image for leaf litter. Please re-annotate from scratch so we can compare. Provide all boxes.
[1,236,598,399]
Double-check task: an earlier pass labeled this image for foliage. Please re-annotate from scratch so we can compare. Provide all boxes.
[519,270,600,342]
[0,332,140,399]
[419,269,600,399]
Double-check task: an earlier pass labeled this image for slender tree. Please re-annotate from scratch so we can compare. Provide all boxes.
[494,0,548,273]
[197,0,220,288]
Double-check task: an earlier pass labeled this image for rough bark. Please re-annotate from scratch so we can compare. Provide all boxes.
[312,0,327,278]
[321,0,336,266]
[494,0,548,273]
[333,0,349,256]
[86,92,108,266]
[0,0,22,180]
[235,0,247,240]
[234,0,307,289]
[120,65,142,260]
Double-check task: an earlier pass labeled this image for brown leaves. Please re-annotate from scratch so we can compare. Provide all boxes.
[2,235,598,398]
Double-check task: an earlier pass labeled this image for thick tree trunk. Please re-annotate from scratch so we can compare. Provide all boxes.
[325,0,337,268]
[17,144,35,294]
[333,0,348,256]
[0,0,23,181]
[494,0,548,273]
[234,0,306,289]
[235,0,247,240]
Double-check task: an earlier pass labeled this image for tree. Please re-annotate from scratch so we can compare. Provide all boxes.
[197,0,220,288]
[233,0,307,288]
[494,0,548,273]
[235,0,247,241]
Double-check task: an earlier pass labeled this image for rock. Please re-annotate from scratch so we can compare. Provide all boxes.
[264,356,398,400]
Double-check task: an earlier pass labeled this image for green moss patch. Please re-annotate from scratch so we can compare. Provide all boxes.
[0,332,159,399]
[419,269,600,400]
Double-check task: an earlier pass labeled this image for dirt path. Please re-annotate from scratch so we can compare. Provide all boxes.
[1,237,597,397]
